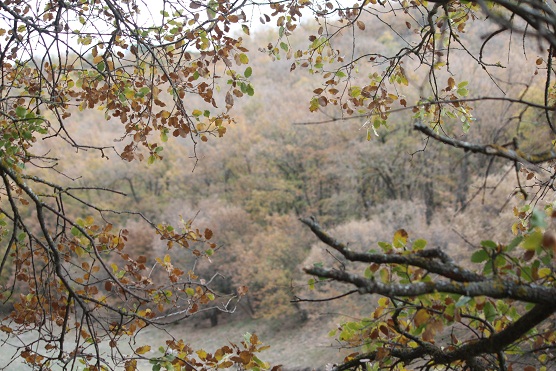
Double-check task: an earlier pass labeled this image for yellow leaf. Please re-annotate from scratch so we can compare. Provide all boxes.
[164,254,171,264]
[125,359,137,371]
[75,246,86,257]
[393,229,408,248]
[135,345,150,355]
[378,297,389,307]
[538,267,551,278]
[511,223,519,235]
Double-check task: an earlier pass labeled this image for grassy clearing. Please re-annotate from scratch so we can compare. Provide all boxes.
[0,313,347,370]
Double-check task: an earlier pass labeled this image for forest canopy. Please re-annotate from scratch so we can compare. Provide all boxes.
[0,0,555,370]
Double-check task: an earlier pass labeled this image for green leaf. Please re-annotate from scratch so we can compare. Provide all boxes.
[506,236,523,252]
[496,299,509,314]
[412,239,427,250]
[280,42,289,51]
[15,106,27,118]
[378,241,392,252]
[462,121,470,133]
[455,295,472,307]
[484,301,496,321]
[480,240,497,250]
[494,254,506,267]
[522,231,543,250]
[457,87,468,96]
[379,268,389,283]
[244,66,252,78]
[364,266,373,279]
[17,232,26,241]
[457,81,469,88]
[530,209,547,229]
[471,249,489,263]
[71,226,81,237]
[349,86,361,98]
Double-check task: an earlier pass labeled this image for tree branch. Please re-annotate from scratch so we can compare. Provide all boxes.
[300,217,484,282]
[304,266,556,305]
[414,122,556,168]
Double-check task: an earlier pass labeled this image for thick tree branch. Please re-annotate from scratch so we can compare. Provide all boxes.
[332,304,555,371]
[300,217,484,282]
[303,266,556,305]
[444,304,556,363]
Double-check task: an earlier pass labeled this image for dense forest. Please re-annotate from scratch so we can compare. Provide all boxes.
[37,14,539,321]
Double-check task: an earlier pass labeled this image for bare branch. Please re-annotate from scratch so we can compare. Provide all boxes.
[414,122,556,168]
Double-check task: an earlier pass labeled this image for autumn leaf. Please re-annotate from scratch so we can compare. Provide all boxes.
[237,285,249,297]
[135,345,151,355]
[414,309,430,327]
[393,229,408,248]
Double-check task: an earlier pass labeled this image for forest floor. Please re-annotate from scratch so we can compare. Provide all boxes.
[0,311,349,370]
[149,312,348,371]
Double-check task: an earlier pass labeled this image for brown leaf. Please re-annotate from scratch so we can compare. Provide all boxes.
[376,347,389,360]
[225,92,234,106]
[414,309,429,327]
[205,228,213,240]
[0,325,12,333]
[523,249,535,261]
